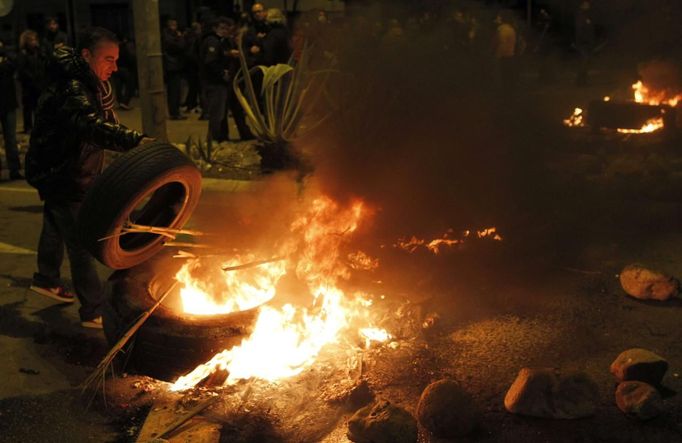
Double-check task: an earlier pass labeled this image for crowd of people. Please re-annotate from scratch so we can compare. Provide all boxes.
[0,2,603,182]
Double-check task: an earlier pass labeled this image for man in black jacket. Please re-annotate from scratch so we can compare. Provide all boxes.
[0,40,22,180]
[162,18,187,120]
[25,27,148,329]
[200,17,233,142]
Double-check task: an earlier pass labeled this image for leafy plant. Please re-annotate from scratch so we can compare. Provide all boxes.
[233,33,331,170]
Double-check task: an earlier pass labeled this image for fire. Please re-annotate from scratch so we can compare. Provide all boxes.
[177,256,286,315]
[359,327,392,348]
[632,80,681,107]
[616,116,664,134]
[563,107,584,127]
[171,196,389,391]
[396,227,502,254]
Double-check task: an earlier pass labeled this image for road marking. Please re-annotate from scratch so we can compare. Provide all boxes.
[0,241,36,255]
[0,187,36,194]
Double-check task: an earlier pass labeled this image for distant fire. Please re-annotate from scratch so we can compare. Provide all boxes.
[632,80,681,107]
[563,80,678,133]
[563,107,584,128]
[172,196,390,391]
[616,116,664,134]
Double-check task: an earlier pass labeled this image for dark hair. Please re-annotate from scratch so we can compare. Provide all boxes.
[211,16,235,28]
[77,27,119,53]
[45,16,58,26]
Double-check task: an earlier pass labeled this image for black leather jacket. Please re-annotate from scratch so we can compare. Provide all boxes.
[26,47,143,202]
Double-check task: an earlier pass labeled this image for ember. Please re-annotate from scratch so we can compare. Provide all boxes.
[395,227,502,254]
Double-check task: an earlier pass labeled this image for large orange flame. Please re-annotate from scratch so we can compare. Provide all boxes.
[171,196,389,391]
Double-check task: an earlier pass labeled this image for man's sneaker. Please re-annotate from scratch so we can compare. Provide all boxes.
[30,285,76,303]
[81,316,103,329]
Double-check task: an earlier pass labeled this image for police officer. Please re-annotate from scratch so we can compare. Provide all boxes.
[200,17,233,142]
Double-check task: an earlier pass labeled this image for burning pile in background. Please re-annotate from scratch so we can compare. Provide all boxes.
[563,80,674,134]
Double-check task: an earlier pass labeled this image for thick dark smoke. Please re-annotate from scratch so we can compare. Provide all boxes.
[303,6,552,247]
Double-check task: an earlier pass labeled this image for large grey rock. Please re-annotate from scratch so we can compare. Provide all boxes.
[610,348,668,385]
[347,400,417,443]
[417,379,478,438]
[504,368,599,419]
[620,264,679,301]
[615,381,664,420]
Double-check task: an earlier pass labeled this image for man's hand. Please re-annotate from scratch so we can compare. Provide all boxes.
[139,137,156,145]
[250,46,261,54]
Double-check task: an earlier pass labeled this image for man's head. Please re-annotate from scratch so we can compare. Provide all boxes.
[251,3,266,23]
[166,19,178,32]
[212,17,235,38]
[46,17,59,33]
[20,30,39,50]
[266,9,286,27]
[78,27,119,81]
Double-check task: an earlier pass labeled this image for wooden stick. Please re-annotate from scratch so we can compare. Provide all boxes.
[81,281,179,390]
[222,257,285,272]
[155,395,221,440]
[98,222,207,242]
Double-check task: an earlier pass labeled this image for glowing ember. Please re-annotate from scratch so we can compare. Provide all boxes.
[632,80,681,107]
[396,227,502,254]
[171,196,389,391]
[616,116,664,134]
[563,107,584,127]
[347,251,380,271]
[603,96,611,102]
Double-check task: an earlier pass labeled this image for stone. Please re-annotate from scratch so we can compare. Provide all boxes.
[504,368,599,419]
[615,381,664,420]
[610,348,668,386]
[416,379,478,438]
[347,400,417,443]
[619,264,679,301]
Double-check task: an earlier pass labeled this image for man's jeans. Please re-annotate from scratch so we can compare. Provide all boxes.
[33,200,103,321]
[0,110,20,174]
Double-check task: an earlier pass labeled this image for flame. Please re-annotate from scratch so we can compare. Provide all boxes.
[563,107,584,127]
[171,196,389,391]
[177,256,286,315]
[359,327,391,348]
[616,116,664,134]
[632,80,681,107]
[396,227,502,255]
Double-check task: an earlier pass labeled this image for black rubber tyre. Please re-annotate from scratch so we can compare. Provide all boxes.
[79,142,202,269]
[103,251,258,381]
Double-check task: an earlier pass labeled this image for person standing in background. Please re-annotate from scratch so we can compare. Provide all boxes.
[42,17,68,55]
[17,30,46,133]
[162,18,187,120]
[0,40,22,180]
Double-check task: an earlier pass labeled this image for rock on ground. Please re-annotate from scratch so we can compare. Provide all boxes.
[620,264,679,301]
[610,348,668,386]
[504,368,599,419]
[615,381,664,420]
[347,400,417,443]
[416,379,478,438]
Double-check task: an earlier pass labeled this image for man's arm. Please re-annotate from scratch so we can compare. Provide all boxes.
[62,80,143,151]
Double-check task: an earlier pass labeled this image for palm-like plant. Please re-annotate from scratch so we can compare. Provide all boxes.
[233,33,330,172]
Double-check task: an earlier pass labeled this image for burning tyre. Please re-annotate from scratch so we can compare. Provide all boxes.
[103,252,260,381]
[78,142,202,270]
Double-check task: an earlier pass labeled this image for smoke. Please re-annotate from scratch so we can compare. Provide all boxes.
[301,7,552,247]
